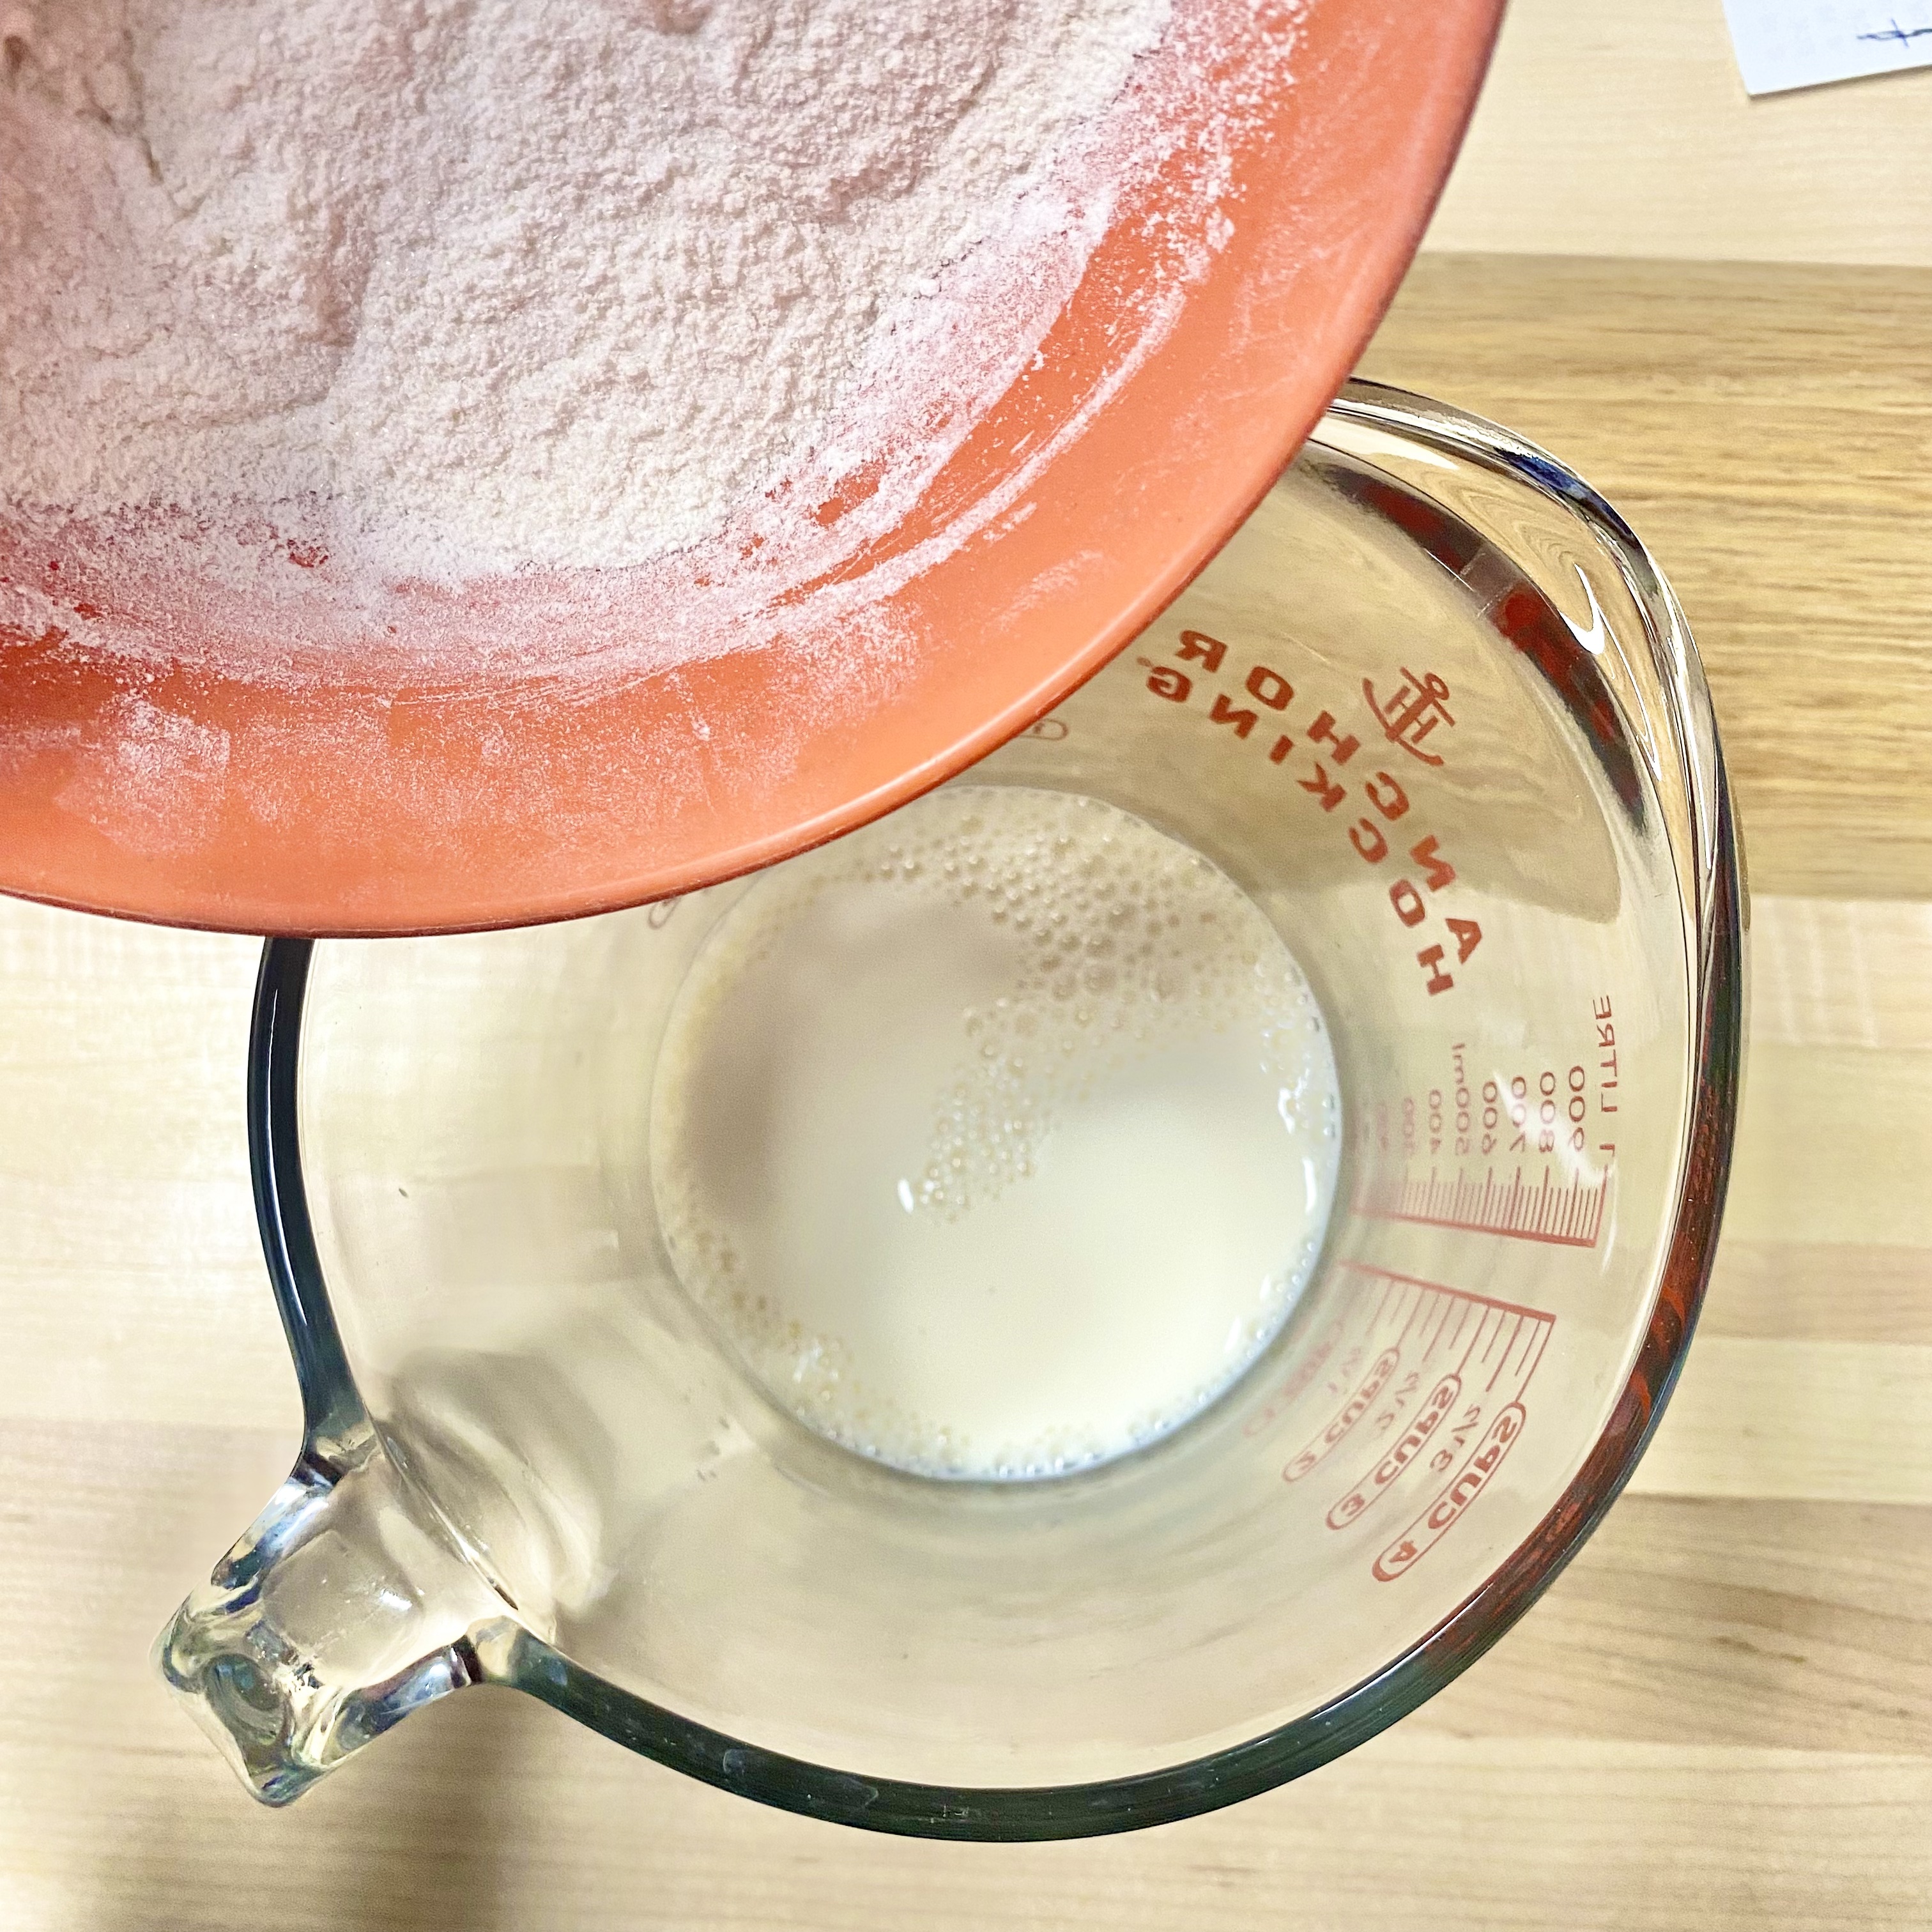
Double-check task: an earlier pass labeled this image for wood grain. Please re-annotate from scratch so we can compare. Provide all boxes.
[1422,0,1932,268]
[1359,255,1932,900]
[5,264,1932,1926]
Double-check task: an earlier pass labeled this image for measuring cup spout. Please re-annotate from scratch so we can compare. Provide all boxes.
[154,1423,518,1805]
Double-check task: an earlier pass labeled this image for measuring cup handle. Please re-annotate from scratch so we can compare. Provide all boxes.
[154,1428,517,1805]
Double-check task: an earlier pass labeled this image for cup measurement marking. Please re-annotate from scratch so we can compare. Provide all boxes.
[1242,1331,1340,1438]
[1322,1371,1462,1528]
[1271,1262,1552,1570]
[1276,1263,1552,1498]
[1282,1347,1402,1482]
[1374,1402,1529,1583]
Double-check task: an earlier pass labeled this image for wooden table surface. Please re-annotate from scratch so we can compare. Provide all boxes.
[7,22,1932,1926]
[1423,0,1932,268]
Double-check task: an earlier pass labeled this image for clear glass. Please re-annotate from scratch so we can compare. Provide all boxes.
[157,383,1744,1835]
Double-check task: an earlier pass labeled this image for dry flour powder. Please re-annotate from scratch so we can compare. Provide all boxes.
[0,0,1172,581]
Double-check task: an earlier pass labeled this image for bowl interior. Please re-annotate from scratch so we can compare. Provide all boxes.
[0,0,1501,935]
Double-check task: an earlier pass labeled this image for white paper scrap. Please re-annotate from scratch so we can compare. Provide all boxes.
[1722,0,1932,95]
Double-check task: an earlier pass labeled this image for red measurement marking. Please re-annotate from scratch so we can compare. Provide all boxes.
[1243,1330,1340,1438]
[1338,1261,1554,1326]
[1284,1348,1400,1482]
[1374,1402,1528,1581]
[1357,1163,1609,1249]
[1489,1313,1554,1395]
[1326,1372,1460,1528]
[1314,1268,1552,1558]
[1261,1260,1556,1586]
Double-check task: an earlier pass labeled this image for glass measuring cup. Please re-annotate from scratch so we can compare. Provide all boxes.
[157,381,1744,1836]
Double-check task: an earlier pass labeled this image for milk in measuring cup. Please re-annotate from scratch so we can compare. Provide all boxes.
[650,788,1342,1479]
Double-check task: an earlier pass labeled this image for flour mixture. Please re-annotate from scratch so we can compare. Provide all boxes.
[0,0,1169,580]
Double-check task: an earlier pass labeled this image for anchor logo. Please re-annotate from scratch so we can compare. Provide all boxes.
[1363,667,1455,767]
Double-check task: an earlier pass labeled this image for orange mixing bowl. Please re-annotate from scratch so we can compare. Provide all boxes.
[0,0,1501,935]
